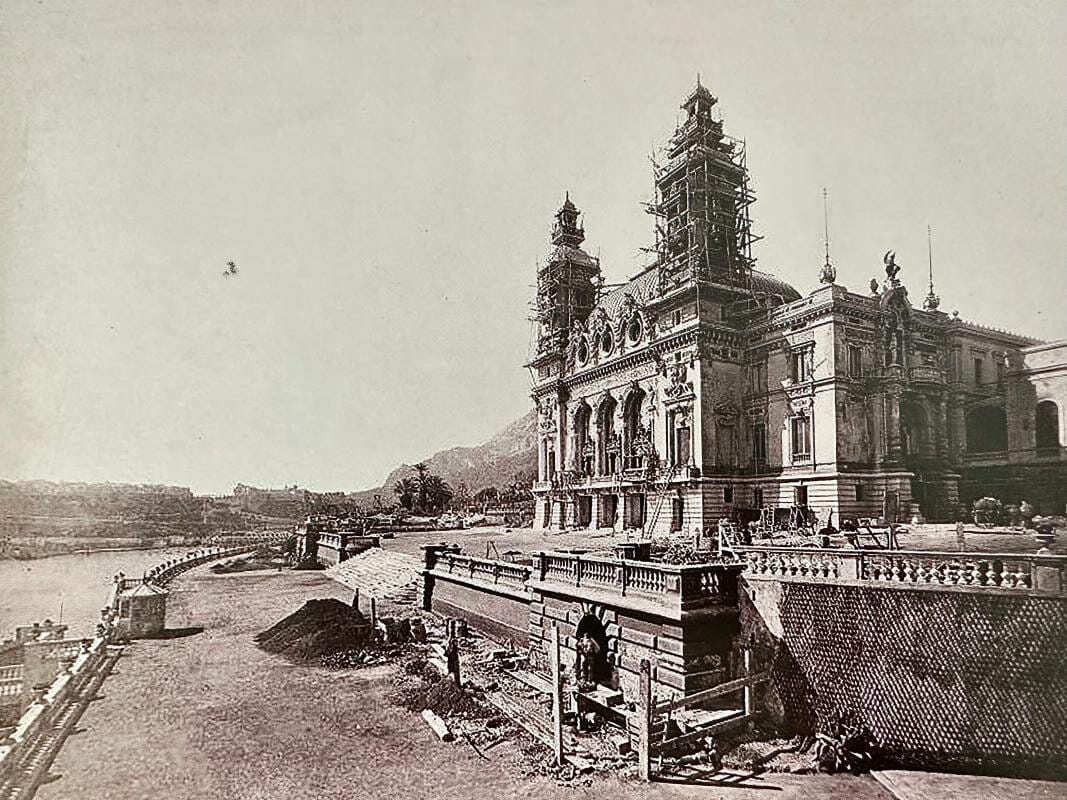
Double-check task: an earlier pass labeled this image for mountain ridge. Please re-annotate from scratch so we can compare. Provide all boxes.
[353,409,537,505]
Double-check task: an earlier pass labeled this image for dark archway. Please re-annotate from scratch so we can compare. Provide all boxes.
[1036,401,1061,454]
[574,402,593,476]
[966,406,1008,453]
[900,401,931,460]
[623,387,648,470]
[597,395,618,475]
[575,613,610,685]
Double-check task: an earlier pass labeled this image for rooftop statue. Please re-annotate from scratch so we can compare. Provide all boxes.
[883,250,901,283]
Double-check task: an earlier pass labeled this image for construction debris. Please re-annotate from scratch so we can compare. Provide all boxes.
[422,709,453,741]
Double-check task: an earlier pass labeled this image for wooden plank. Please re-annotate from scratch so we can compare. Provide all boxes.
[652,710,749,752]
[655,672,769,714]
[637,658,652,782]
[550,625,564,766]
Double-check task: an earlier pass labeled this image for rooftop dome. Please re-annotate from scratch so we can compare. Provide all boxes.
[750,269,802,303]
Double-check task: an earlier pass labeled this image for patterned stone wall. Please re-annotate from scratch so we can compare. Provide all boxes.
[740,579,1067,779]
[526,591,737,700]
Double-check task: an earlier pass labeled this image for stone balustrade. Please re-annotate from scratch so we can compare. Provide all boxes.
[437,553,532,590]
[534,551,742,610]
[737,546,1067,595]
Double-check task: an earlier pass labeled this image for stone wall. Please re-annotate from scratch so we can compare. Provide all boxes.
[526,590,737,700]
[740,578,1067,779]
[428,576,530,647]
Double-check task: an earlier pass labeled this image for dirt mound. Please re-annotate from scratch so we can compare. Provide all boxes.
[255,599,371,662]
[391,659,490,720]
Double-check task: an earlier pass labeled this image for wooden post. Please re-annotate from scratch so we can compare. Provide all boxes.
[637,658,652,781]
[742,648,754,717]
[370,597,377,629]
[352,588,360,610]
[550,625,564,766]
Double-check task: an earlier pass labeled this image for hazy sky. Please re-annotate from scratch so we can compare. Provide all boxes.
[1,1,1065,494]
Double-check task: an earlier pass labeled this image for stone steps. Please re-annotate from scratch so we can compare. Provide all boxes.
[325,549,422,606]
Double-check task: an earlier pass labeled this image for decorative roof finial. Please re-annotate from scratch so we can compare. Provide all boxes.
[818,187,836,285]
[923,225,941,311]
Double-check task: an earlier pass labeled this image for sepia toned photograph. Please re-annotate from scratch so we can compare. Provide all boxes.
[1,2,1065,798]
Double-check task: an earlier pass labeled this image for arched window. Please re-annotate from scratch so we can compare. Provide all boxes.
[597,396,618,475]
[1036,401,1061,454]
[623,388,648,470]
[574,403,593,475]
[965,406,1008,453]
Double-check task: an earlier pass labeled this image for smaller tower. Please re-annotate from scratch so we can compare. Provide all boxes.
[534,194,601,356]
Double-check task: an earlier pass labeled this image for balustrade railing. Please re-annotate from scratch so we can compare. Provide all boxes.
[437,553,531,589]
[737,546,1067,595]
[534,551,742,608]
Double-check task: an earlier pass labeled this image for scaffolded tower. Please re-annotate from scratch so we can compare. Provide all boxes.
[535,195,602,356]
[649,80,758,295]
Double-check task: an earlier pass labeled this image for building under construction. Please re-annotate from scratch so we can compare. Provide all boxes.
[526,80,1067,534]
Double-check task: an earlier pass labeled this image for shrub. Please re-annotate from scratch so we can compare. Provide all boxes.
[972,497,1003,526]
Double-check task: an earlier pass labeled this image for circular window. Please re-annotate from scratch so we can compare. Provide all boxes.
[576,337,589,365]
[600,329,614,355]
[627,315,642,344]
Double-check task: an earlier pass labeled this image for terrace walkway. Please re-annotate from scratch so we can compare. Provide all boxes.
[33,565,893,800]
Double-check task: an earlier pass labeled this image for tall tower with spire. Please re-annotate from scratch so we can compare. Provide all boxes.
[649,77,758,294]
[534,194,601,356]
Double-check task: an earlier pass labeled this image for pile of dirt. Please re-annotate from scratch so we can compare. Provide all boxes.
[391,657,491,720]
[320,645,404,670]
[255,599,372,662]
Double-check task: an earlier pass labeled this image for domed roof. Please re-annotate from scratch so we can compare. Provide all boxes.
[750,269,801,303]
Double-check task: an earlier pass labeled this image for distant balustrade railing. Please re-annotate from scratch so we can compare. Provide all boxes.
[908,365,944,383]
[737,546,1067,595]
[534,551,743,609]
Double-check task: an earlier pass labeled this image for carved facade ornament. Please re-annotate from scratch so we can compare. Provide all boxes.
[783,383,814,414]
[714,400,740,426]
[538,398,557,433]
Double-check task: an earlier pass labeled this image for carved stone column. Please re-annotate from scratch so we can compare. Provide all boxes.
[885,387,903,465]
[935,394,949,460]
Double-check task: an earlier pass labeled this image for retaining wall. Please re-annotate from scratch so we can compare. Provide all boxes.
[741,577,1067,779]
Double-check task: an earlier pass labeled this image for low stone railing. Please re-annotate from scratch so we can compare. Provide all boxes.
[737,546,1067,595]
[437,553,532,590]
[534,551,742,610]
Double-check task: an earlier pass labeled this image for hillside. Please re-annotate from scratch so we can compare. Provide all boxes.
[357,409,537,503]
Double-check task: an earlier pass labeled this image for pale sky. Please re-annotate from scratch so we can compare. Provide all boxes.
[1,1,1065,495]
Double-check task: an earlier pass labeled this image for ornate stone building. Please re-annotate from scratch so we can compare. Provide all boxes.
[527,81,1067,534]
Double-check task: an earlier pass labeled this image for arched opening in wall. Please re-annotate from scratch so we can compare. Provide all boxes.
[574,402,593,476]
[899,401,931,460]
[597,396,618,475]
[1036,401,1061,454]
[574,614,610,686]
[623,387,648,470]
[965,406,1008,454]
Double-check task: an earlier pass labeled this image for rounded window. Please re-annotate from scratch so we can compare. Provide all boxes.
[626,314,643,344]
[600,329,614,355]
[576,337,589,365]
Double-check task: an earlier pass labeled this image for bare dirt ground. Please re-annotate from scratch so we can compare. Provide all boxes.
[35,566,890,800]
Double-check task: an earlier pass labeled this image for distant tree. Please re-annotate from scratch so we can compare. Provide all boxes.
[452,481,472,511]
[419,474,453,514]
[394,477,419,510]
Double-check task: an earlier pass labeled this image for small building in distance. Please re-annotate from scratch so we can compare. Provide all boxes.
[527,80,1067,534]
[115,581,168,638]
